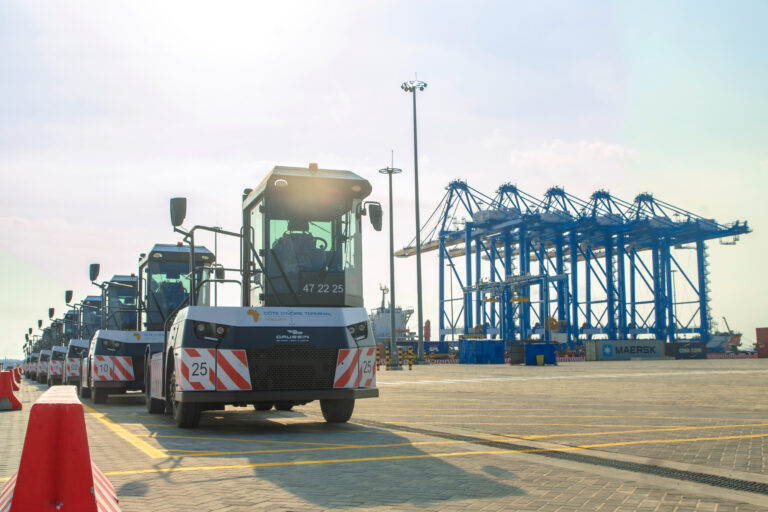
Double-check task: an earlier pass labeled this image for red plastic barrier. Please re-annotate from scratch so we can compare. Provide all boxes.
[0,386,120,511]
[0,371,21,411]
[7,371,20,392]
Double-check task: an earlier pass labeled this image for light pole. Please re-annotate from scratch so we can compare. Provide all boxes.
[401,78,427,361]
[379,166,403,369]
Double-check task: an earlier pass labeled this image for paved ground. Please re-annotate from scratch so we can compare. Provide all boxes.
[2,359,768,511]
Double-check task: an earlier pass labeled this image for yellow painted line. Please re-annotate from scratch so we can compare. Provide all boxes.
[145,433,354,447]
[578,432,768,449]
[97,431,768,479]
[161,439,464,458]
[82,404,166,459]
[516,422,768,440]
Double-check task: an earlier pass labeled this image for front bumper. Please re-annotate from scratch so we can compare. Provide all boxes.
[176,387,378,403]
[92,381,141,389]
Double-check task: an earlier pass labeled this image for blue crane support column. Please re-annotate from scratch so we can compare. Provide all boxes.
[696,240,710,342]
[519,229,529,339]
[556,237,566,326]
[464,222,473,335]
[475,237,482,333]
[653,243,665,341]
[570,232,579,344]
[489,238,497,336]
[605,236,616,339]
[538,244,546,330]
[616,233,627,339]
[629,249,637,331]
[585,247,592,332]
[438,236,445,341]
[664,243,675,343]
[504,231,514,340]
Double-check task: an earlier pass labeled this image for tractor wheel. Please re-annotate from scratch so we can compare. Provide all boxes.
[169,365,200,428]
[320,399,355,423]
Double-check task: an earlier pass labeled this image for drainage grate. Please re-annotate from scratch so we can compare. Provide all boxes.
[357,419,768,496]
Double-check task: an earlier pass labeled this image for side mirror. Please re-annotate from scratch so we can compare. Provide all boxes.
[215,266,225,280]
[368,203,383,232]
[170,197,187,227]
[38,320,42,328]
[65,290,73,304]
[48,307,55,319]
[89,263,100,282]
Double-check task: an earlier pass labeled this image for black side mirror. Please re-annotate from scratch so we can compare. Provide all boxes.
[170,197,187,227]
[367,203,383,231]
[48,307,55,319]
[65,290,73,304]
[38,320,42,328]
[89,263,100,282]
[215,266,225,280]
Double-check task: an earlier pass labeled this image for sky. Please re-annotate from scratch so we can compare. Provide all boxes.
[1,1,766,358]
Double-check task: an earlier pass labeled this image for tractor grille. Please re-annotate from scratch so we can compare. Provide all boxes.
[245,345,338,391]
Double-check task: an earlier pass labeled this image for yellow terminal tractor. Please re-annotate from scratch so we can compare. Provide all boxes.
[146,164,383,428]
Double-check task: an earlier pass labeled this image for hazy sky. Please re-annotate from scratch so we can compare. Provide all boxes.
[1,1,765,358]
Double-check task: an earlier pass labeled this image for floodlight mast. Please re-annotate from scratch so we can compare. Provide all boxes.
[379,166,403,369]
[401,79,427,362]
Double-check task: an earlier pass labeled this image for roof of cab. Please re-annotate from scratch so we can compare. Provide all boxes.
[244,165,372,209]
[68,339,90,348]
[138,244,213,267]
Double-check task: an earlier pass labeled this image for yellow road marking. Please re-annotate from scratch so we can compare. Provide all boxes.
[145,433,355,447]
[578,433,768,449]
[93,432,768,479]
[515,422,768,440]
[82,404,166,459]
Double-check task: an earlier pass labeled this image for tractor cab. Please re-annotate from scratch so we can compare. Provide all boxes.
[138,243,214,331]
[81,296,102,339]
[63,310,78,344]
[243,166,375,308]
[81,330,164,403]
[48,346,67,385]
[29,353,40,378]
[38,349,51,382]
[64,338,90,385]
[105,275,138,330]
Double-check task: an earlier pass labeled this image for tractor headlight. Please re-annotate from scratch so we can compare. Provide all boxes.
[192,322,230,341]
[347,321,368,341]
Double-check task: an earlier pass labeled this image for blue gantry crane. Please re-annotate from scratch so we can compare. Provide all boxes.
[395,181,750,349]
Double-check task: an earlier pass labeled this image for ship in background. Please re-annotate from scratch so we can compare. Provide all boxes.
[369,285,414,343]
[707,316,742,353]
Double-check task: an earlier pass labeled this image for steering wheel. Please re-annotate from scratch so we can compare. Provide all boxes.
[313,237,327,250]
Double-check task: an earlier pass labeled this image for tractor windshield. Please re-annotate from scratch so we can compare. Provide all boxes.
[144,260,209,330]
[264,192,362,307]
[107,283,138,330]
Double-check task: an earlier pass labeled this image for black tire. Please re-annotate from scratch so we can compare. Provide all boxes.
[93,386,108,404]
[253,402,273,411]
[274,401,294,411]
[320,399,355,423]
[80,379,91,399]
[146,363,164,414]
[169,365,200,428]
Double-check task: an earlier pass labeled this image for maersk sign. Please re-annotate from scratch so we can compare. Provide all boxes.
[585,340,665,361]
